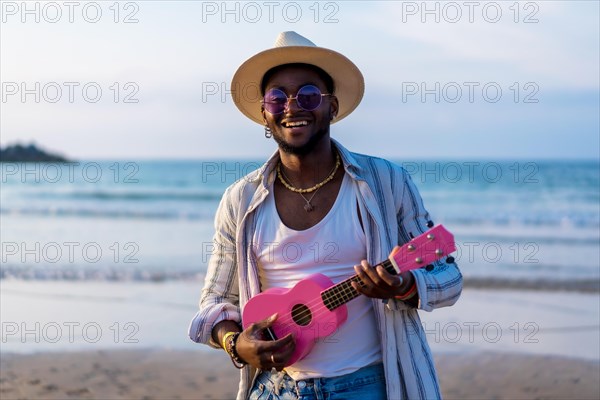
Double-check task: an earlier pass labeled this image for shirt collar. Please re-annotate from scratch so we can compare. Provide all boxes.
[331,138,364,180]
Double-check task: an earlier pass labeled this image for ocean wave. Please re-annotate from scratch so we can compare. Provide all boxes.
[451,233,600,246]
[445,215,600,229]
[0,267,203,282]
[3,205,598,230]
[0,207,210,220]
[24,189,223,202]
[464,277,600,293]
[2,266,598,293]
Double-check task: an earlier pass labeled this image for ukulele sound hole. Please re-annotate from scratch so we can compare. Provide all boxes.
[291,304,312,326]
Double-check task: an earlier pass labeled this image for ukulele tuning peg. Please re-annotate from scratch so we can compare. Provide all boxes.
[435,249,443,256]
[415,257,423,264]
[407,244,415,251]
[426,234,435,240]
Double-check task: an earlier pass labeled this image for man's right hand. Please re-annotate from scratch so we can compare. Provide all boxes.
[236,313,295,371]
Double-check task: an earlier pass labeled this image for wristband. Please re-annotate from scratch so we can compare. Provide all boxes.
[225,332,247,369]
[395,281,417,301]
[221,331,236,351]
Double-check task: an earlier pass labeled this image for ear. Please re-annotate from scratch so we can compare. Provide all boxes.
[329,96,339,120]
[261,105,268,125]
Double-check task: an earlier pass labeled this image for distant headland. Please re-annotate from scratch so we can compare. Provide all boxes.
[0,143,72,162]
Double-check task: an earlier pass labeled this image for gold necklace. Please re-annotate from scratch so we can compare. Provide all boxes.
[277,154,341,194]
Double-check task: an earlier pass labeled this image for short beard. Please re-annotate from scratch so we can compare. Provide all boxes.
[272,126,329,156]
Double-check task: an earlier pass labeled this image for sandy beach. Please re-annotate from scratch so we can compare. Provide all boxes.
[1,349,598,400]
[1,282,599,399]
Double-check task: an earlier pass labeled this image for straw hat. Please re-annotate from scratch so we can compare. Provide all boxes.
[231,31,364,125]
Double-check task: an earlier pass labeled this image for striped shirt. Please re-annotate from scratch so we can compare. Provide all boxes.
[188,139,463,400]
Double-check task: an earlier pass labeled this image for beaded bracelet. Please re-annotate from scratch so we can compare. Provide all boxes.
[221,331,236,351]
[395,281,417,301]
[225,332,247,369]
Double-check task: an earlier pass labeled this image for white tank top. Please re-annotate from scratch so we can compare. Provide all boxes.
[253,173,382,380]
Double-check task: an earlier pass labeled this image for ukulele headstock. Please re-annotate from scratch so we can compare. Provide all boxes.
[388,225,456,274]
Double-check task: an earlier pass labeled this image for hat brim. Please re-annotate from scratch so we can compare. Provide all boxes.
[231,46,364,125]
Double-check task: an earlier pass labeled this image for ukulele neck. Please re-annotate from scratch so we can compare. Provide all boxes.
[320,259,396,311]
[319,225,455,311]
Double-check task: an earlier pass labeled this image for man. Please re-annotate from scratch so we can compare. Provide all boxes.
[189,31,463,400]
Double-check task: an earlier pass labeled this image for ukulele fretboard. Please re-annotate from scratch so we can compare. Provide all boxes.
[320,259,396,311]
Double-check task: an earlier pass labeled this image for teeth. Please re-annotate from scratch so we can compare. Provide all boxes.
[284,120,308,127]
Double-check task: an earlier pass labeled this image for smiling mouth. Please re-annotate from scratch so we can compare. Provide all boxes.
[282,120,309,128]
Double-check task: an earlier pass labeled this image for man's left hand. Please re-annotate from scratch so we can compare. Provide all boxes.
[351,260,414,299]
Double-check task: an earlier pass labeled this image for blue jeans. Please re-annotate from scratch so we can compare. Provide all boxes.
[248,363,387,400]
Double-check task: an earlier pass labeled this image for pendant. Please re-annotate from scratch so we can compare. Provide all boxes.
[304,203,314,212]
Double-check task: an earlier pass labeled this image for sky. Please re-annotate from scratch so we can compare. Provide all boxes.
[1,0,599,160]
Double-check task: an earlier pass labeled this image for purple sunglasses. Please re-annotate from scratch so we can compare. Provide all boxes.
[263,85,332,115]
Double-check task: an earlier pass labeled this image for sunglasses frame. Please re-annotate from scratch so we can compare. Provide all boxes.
[262,85,332,115]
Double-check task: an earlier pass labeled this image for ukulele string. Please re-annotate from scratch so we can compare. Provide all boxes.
[267,260,397,329]
[276,260,398,326]
[273,280,370,332]
[282,260,392,322]
[269,272,369,329]
[266,231,448,330]
[268,275,363,329]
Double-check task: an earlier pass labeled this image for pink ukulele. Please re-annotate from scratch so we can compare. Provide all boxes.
[242,224,456,366]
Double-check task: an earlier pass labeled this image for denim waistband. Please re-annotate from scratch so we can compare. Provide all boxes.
[252,363,386,400]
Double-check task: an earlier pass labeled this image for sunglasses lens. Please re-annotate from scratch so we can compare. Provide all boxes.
[263,85,325,114]
[297,85,323,111]
[263,89,287,114]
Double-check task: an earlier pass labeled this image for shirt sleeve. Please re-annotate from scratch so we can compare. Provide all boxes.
[394,167,463,312]
[188,187,241,348]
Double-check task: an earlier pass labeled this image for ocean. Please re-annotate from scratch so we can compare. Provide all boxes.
[1,158,599,354]
[1,159,599,285]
